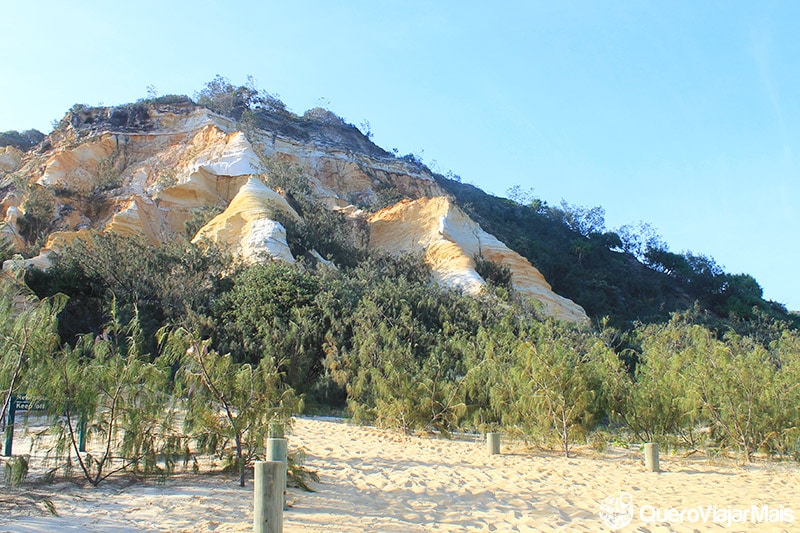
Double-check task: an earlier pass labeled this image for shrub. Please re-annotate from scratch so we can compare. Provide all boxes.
[473,254,513,291]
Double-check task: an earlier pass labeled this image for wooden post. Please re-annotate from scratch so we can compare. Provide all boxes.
[3,396,16,457]
[254,460,284,533]
[267,437,288,509]
[266,437,288,466]
[487,432,500,455]
[644,442,659,472]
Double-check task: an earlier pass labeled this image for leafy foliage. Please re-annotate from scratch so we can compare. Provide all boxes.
[6,77,800,491]
[553,201,607,237]
[326,260,477,434]
[27,307,181,485]
[5,228,800,487]
[183,205,224,239]
[26,232,232,346]
[158,326,301,486]
[258,156,368,267]
[194,75,285,120]
[435,175,799,331]
[0,279,65,431]
[17,184,55,246]
[473,254,513,292]
[212,262,326,396]
[623,319,704,443]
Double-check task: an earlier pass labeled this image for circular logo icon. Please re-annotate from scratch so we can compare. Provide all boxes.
[599,491,634,529]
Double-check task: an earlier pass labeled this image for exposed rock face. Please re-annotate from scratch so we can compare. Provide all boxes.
[369,197,588,322]
[0,146,23,173]
[1,100,588,323]
[3,229,91,272]
[39,135,118,194]
[1,205,25,250]
[248,130,445,208]
[192,177,300,263]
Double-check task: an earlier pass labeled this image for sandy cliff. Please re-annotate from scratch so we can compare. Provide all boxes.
[192,176,300,263]
[0,101,587,322]
[369,197,587,322]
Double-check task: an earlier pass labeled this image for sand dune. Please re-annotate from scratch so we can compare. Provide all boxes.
[2,417,798,532]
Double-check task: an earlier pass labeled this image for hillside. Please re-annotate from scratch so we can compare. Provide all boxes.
[436,177,798,331]
[0,79,796,333]
[2,79,800,478]
[0,93,592,323]
[435,178,695,324]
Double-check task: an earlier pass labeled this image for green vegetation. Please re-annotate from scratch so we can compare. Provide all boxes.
[194,75,286,121]
[435,176,798,332]
[0,279,64,434]
[159,326,300,486]
[7,227,799,479]
[3,77,800,494]
[94,156,123,192]
[28,306,181,485]
[17,184,55,247]
[473,254,513,292]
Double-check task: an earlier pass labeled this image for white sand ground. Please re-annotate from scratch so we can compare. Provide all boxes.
[1,417,799,532]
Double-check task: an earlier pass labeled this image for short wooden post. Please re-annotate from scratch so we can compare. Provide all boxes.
[254,460,284,533]
[644,442,659,472]
[267,437,288,509]
[3,396,16,457]
[487,432,500,455]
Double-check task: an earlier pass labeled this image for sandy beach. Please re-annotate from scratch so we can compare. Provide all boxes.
[2,417,798,532]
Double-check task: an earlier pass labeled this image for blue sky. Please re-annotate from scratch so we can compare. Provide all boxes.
[2,1,798,310]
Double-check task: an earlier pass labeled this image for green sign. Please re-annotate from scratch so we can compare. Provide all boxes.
[13,395,47,411]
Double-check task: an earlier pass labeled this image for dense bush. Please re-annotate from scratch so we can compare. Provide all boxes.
[4,228,800,491]
[194,75,285,120]
[435,175,799,332]
[26,231,232,347]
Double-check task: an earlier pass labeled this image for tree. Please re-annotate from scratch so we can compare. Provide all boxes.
[27,305,181,485]
[473,254,513,292]
[0,279,64,431]
[505,185,543,211]
[323,256,482,434]
[554,201,606,237]
[159,326,301,487]
[770,330,800,458]
[623,320,702,444]
[194,75,285,120]
[195,75,259,120]
[28,232,231,346]
[719,274,763,318]
[644,248,692,280]
[690,332,780,462]
[18,184,55,246]
[460,317,526,432]
[212,262,324,392]
[508,323,606,457]
[340,309,470,434]
[614,221,665,263]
